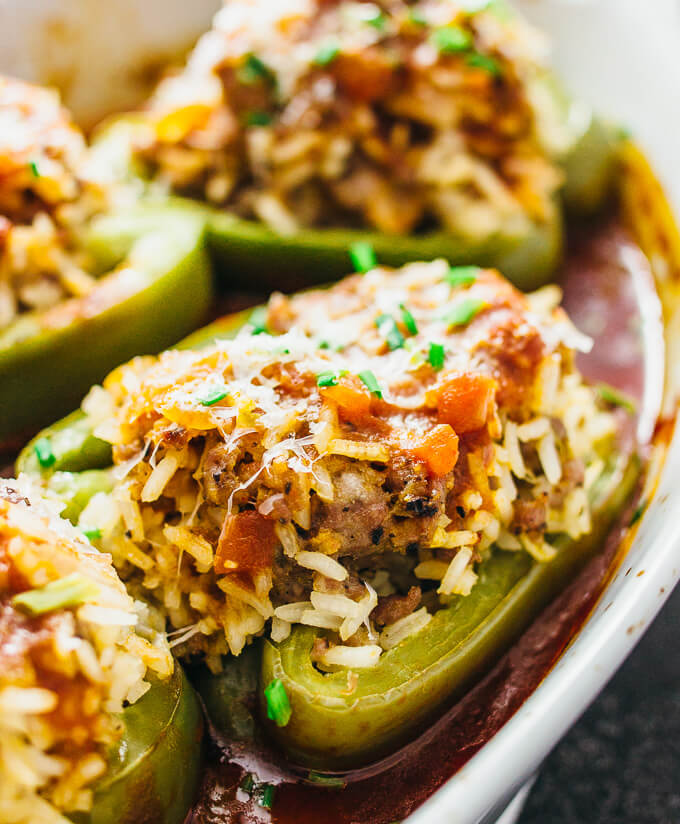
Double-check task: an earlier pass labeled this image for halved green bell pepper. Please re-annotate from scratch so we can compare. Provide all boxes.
[71,665,204,824]
[18,304,639,773]
[0,204,213,444]
[90,102,619,293]
[259,447,638,770]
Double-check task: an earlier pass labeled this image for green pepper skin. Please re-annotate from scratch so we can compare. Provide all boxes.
[259,450,639,770]
[0,206,213,444]
[562,117,619,216]
[207,206,563,293]
[91,105,619,294]
[17,308,638,773]
[70,666,204,824]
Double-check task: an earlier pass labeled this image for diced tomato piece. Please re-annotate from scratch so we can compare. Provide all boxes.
[321,377,373,423]
[435,372,497,433]
[408,424,459,477]
[331,50,395,103]
[215,510,276,575]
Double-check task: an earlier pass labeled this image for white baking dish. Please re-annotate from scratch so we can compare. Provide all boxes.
[1,1,678,822]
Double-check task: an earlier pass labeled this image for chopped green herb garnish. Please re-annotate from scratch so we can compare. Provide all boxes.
[463,0,513,20]
[29,159,40,178]
[238,53,274,85]
[366,8,387,29]
[83,527,102,542]
[264,678,292,727]
[400,304,418,335]
[598,384,637,414]
[198,386,228,407]
[239,773,255,795]
[307,771,347,788]
[443,297,485,328]
[12,574,99,616]
[408,7,427,25]
[317,369,348,387]
[318,340,331,350]
[258,784,276,809]
[428,342,446,371]
[314,40,341,66]
[375,314,405,351]
[249,306,269,335]
[245,110,273,127]
[431,25,472,54]
[33,437,55,469]
[349,241,377,273]
[445,265,479,287]
[359,369,382,398]
[465,52,501,76]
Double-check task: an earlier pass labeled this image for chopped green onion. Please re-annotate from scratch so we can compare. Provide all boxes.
[400,304,418,335]
[465,52,501,76]
[317,369,347,387]
[598,384,637,414]
[445,265,480,287]
[375,313,405,351]
[198,386,228,407]
[264,678,292,727]
[245,110,273,127]
[307,771,347,788]
[442,297,485,329]
[238,53,274,85]
[258,784,276,809]
[365,8,387,29]
[408,7,427,25]
[314,40,341,66]
[349,241,377,273]
[428,342,446,371]
[318,340,331,350]
[12,574,99,616]
[33,438,55,469]
[248,306,269,335]
[83,527,102,542]
[29,159,40,178]
[431,25,472,54]
[239,773,255,795]
[359,370,382,398]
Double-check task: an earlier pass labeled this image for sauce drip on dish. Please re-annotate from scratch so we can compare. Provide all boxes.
[187,216,662,824]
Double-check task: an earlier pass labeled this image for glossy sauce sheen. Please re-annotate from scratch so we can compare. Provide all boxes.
[190,218,657,824]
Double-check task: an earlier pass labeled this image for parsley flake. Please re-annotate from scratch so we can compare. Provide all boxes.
[445,265,480,287]
[314,40,341,66]
[443,297,485,328]
[359,370,382,398]
[400,304,418,335]
[428,342,446,370]
[349,241,377,273]
[465,52,501,76]
[432,25,473,54]
[375,313,405,350]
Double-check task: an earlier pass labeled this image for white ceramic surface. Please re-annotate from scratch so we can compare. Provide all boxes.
[2,2,679,822]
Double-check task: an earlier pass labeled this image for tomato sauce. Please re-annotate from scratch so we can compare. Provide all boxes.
[187,216,662,824]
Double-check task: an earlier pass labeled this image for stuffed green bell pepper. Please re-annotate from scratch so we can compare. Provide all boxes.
[0,477,203,824]
[17,256,638,770]
[88,0,618,292]
[0,75,213,445]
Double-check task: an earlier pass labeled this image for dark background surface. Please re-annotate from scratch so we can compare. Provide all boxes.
[519,582,680,824]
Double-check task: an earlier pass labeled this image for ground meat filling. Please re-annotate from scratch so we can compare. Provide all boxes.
[81,260,617,671]
[0,479,173,821]
[135,0,567,239]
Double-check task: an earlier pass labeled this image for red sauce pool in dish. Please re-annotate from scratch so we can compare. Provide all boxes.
[187,216,664,824]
